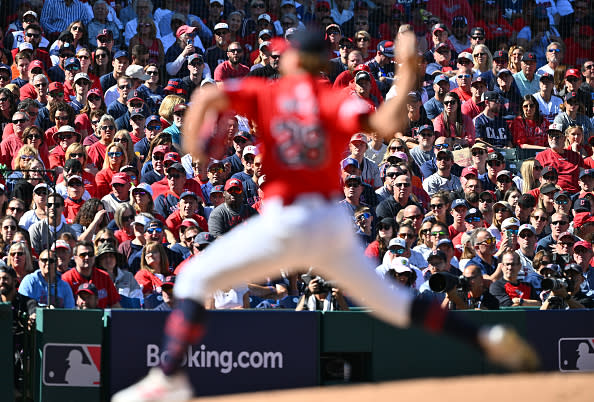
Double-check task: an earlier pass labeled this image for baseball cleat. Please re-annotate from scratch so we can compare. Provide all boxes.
[478,325,540,371]
[111,367,193,402]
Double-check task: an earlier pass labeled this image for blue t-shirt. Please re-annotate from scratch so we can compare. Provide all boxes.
[473,113,512,148]
[18,270,75,308]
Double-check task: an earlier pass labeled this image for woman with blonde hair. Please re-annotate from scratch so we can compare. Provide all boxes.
[93,227,118,250]
[95,142,128,198]
[114,130,141,173]
[22,125,50,168]
[516,158,542,194]
[413,217,437,259]
[507,45,525,74]
[135,241,170,296]
[7,145,40,194]
[565,125,591,158]
[537,183,557,215]
[7,240,34,279]
[158,95,185,130]
[354,30,372,61]
[472,44,493,75]
[488,200,513,241]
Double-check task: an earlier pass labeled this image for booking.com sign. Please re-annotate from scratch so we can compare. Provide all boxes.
[146,344,284,374]
[108,310,319,397]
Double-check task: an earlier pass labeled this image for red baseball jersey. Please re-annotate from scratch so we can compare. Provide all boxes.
[224,75,371,203]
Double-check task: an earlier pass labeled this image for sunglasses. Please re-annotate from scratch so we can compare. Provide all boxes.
[389,146,405,152]
[434,143,449,149]
[465,216,482,223]
[480,198,494,203]
[431,230,447,236]
[55,115,69,121]
[443,100,457,106]
[398,232,415,239]
[357,37,370,42]
[389,248,405,255]
[40,257,56,263]
[50,92,64,97]
[548,133,563,139]
[385,172,399,178]
[102,125,115,131]
[119,84,132,90]
[478,237,496,245]
[114,138,128,143]
[227,187,243,195]
[555,199,569,205]
[20,154,35,160]
[34,189,48,196]
[494,207,509,213]
[133,190,148,197]
[12,118,27,124]
[25,134,42,141]
[506,229,519,235]
[472,150,485,156]
[77,55,90,60]
[72,26,83,31]
[357,212,371,221]
[3,225,17,231]
[552,220,568,226]
[167,173,183,180]
[46,203,63,208]
[474,52,487,57]
[437,155,452,161]
[394,182,411,188]
[58,134,75,141]
[121,214,135,222]
[26,32,40,38]
[378,224,393,231]
[430,203,444,209]
[532,215,547,221]
[519,232,534,239]
[497,177,511,183]
[345,181,361,188]
[457,74,471,79]
[77,252,94,258]
[107,151,123,158]
[209,167,224,173]
[66,66,80,71]
[96,53,108,59]
[488,160,503,167]
[69,153,84,159]
[10,251,24,257]
[471,36,484,40]
[68,181,83,187]
[35,83,48,88]
[88,96,101,102]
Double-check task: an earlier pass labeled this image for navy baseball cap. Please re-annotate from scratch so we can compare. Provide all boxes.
[433,74,448,85]
[341,157,360,170]
[194,232,217,245]
[114,50,129,59]
[574,198,591,212]
[580,169,594,179]
[211,184,224,194]
[452,199,468,209]
[428,249,447,264]
[65,57,80,69]
[522,52,537,62]
[145,115,160,124]
[180,191,199,201]
[76,283,98,296]
[417,124,433,134]
[0,63,10,72]
[493,50,508,60]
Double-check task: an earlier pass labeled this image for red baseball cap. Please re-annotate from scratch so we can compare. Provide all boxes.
[48,82,64,92]
[88,88,103,98]
[224,178,243,191]
[350,133,367,143]
[573,240,592,252]
[176,25,197,38]
[353,63,370,73]
[565,68,581,79]
[461,166,478,178]
[111,172,131,185]
[164,152,181,163]
[153,145,169,155]
[28,60,45,71]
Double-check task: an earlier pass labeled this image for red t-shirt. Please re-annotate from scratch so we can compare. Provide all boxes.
[87,141,107,169]
[427,0,475,29]
[213,61,250,82]
[475,17,513,42]
[62,267,121,308]
[48,145,66,169]
[95,167,117,199]
[224,75,370,203]
[63,197,84,224]
[510,116,548,147]
[535,148,584,193]
[57,171,98,198]
[461,98,483,121]
[134,269,163,295]
[150,178,205,201]
[165,210,209,241]
[452,87,472,103]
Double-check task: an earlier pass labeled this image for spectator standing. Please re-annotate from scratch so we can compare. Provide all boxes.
[29,193,77,254]
[490,251,541,307]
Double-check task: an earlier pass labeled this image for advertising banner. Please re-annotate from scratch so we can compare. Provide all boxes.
[107,310,319,397]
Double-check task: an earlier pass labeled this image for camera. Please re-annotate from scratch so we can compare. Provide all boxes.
[541,277,574,291]
[429,272,469,293]
[301,274,336,294]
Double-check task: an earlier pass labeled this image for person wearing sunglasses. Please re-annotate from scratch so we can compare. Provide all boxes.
[469,228,505,281]
[6,241,34,281]
[153,162,204,218]
[165,192,208,243]
[63,175,87,224]
[101,172,132,214]
[418,248,461,301]
[205,178,258,238]
[460,75,487,121]
[49,125,81,171]
[489,251,540,307]
[536,211,570,253]
[18,248,75,308]
[423,148,462,196]
[535,122,584,194]
[29,193,77,254]
[474,91,512,148]
[62,240,122,309]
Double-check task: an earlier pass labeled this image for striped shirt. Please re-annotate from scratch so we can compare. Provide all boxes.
[40,0,91,34]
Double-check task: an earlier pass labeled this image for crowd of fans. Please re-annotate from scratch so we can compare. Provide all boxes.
[0,0,592,325]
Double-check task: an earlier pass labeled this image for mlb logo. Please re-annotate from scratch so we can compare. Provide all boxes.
[558,338,594,372]
[42,343,101,387]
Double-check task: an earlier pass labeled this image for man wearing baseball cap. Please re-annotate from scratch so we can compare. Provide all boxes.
[204,23,231,74]
[409,124,436,169]
[229,146,261,206]
[535,123,584,193]
[474,91,512,148]
[514,52,541,97]
[102,172,132,213]
[448,15,470,53]
[100,50,130,95]
[346,133,382,189]
[515,224,538,279]
[423,147,461,196]
[533,72,562,124]
[424,74,450,119]
[560,69,593,118]
[541,263,594,310]
[572,241,594,296]
[153,162,205,217]
[461,76,487,120]
[207,178,258,236]
[367,40,395,97]
[165,191,208,241]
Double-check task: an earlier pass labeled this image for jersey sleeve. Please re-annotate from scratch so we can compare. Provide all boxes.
[332,93,372,136]
[223,78,264,120]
